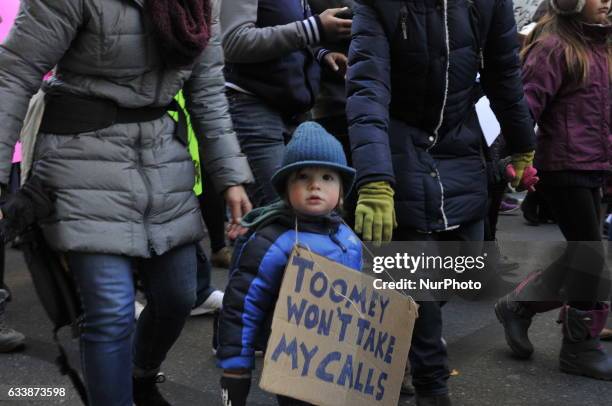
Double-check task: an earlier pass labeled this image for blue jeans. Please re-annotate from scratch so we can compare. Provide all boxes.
[68,243,197,406]
[227,89,302,206]
[394,219,484,396]
[194,245,216,307]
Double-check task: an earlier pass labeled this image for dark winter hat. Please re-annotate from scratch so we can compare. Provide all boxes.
[549,0,585,15]
[271,122,356,197]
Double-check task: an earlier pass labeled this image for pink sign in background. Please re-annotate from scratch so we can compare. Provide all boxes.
[1,0,22,163]
[0,0,20,41]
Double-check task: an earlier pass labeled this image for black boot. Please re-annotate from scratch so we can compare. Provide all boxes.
[559,304,612,380]
[495,294,535,359]
[415,393,451,406]
[521,192,540,226]
[133,372,171,406]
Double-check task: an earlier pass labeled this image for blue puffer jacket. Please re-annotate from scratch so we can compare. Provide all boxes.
[347,0,535,232]
[217,212,362,370]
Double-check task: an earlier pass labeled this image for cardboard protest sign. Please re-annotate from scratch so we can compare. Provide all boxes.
[260,246,418,406]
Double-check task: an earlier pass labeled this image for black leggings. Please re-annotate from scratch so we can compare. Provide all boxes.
[538,185,609,308]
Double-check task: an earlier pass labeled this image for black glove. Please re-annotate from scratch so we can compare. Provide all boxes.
[0,175,55,241]
[220,372,251,406]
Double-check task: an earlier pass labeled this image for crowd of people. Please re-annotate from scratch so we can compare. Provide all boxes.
[0,1,610,406]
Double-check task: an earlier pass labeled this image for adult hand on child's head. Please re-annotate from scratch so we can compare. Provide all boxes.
[323,52,348,77]
[319,7,352,41]
[355,181,397,244]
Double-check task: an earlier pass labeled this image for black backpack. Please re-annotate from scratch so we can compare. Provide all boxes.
[18,226,88,405]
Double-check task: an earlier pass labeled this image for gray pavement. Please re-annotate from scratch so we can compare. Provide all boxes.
[1,212,611,405]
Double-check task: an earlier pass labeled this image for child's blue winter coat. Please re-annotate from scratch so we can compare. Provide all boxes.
[217,212,362,370]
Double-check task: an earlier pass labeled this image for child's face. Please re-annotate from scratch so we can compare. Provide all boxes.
[287,167,341,216]
[581,0,610,24]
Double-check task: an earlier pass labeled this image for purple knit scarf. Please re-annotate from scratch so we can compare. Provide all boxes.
[146,0,212,68]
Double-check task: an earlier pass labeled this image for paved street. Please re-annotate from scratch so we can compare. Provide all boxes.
[1,211,611,405]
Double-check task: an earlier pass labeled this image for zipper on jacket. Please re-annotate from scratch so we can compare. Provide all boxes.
[429,0,449,149]
[467,0,484,70]
[429,0,450,230]
[136,127,155,253]
[400,3,409,40]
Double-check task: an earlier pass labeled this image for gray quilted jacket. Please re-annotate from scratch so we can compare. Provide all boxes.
[0,0,253,257]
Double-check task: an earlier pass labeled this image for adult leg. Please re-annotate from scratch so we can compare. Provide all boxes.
[68,252,135,406]
[194,245,216,306]
[132,243,197,405]
[521,190,540,225]
[199,168,228,258]
[442,219,510,299]
[407,300,449,397]
[191,245,224,315]
[485,186,519,280]
[133,243,197,372]
[228,90,287,207]
[195,167,227,311]
[394,228,450,399]
[199,184,226,255]
[402,220,484,401]
[487,188,505,240]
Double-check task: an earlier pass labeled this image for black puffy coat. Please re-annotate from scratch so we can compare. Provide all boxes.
[347,0,535,232]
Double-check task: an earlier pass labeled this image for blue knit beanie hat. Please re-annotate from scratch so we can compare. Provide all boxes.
[271,122,356,197]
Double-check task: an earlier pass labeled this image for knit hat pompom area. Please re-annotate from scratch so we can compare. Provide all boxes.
[550,0,586,15]
[271,122,356,198]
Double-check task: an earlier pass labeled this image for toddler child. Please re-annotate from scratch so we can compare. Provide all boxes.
[217,122,362,406]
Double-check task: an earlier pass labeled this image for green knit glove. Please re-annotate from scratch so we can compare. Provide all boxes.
[355,181,397,243]
[510,151,535,189]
